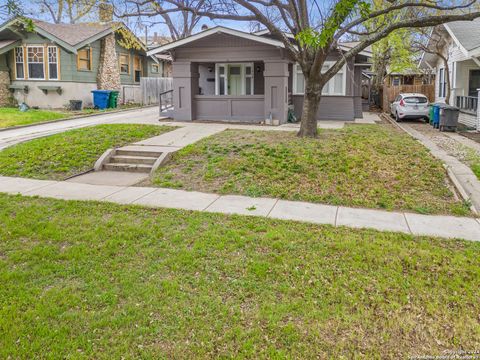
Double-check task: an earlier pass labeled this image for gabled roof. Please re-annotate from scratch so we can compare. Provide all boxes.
[147,26,285,56]
[0,39,20,55]
[445,18,480,54]
[0,17,145,54]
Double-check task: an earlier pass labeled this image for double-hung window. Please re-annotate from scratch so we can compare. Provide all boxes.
[119,54,130,74]
[14,47,25,79]
[48,46,58,80]
[293,62,346,96]
[438,68,446,98]
[27,46,45,79]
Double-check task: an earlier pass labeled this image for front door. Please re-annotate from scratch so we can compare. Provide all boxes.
[228,65,242,95]
[468,69,480,97]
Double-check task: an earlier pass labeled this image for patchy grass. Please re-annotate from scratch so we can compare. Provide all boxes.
[0,194,479,358]
[0,107,71,128]
[152,124,470,216]
[0,124,175,180]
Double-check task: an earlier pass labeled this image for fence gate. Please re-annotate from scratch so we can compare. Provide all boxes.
[140,77,173,105]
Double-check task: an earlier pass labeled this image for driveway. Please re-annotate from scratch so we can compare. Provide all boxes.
[0,106,160,150]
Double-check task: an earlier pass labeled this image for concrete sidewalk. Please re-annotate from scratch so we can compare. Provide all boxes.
[1,175,479,241]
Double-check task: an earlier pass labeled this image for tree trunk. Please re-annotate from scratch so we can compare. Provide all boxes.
[298,78,322,138]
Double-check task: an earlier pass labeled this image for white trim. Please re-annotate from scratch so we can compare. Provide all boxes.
[47,45,59,81]
[215,62,254,96]
[14,46,25,80]
[147,26,285,56]
[293,62,347,96]
[26,45,46,80]
[443,24,470,58]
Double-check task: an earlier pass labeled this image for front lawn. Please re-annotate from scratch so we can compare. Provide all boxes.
[0,107,70,128]
[0,124,175,180]
[0,194,479,358]
[152,124,470,216]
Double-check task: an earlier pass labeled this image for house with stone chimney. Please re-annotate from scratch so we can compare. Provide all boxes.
[0,8,170,109]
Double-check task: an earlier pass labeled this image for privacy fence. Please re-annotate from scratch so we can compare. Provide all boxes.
[120,77,173,106]
[382,84,435,112]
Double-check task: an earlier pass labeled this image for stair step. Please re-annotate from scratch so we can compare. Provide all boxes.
[103,163,152,173]
[116,149,163,158]
[110,155,157,165]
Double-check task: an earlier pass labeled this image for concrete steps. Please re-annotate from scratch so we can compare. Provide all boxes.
[102,148,164,174]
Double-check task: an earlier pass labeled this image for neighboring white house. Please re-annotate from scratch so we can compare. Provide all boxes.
[420,19,480,130]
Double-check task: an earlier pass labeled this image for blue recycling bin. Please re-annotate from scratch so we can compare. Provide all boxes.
[91,90,112,110]
[432,104,442,128]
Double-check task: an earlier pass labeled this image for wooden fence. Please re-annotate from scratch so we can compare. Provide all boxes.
[141,77,173,105]
[382,84,435,112]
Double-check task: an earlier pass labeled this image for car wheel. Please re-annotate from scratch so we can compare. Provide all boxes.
[395,112,401,122]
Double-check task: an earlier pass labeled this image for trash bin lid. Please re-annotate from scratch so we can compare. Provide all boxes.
[442,105,459,111]
[91,90,112,94]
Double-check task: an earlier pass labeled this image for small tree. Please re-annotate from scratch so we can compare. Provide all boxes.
[125,0,480,137]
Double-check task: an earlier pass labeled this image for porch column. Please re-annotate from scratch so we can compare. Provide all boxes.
[264,60,289,125]
[172,62,199,121]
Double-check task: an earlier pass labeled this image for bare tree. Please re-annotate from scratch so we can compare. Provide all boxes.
[115,0,207,41]
[141,0,480,137]
[33,0,98,24]
[413,27,451,104]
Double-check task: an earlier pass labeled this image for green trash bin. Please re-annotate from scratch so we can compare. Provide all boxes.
[428,103,435,125]
[108,90,120,108]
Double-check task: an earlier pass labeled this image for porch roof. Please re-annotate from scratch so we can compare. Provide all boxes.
[0,39,19,55]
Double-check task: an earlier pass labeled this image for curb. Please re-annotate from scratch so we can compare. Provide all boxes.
[0,105,156,133]
[380,112,479,214]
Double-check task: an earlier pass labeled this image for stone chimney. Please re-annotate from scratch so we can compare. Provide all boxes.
[97,3,120,90]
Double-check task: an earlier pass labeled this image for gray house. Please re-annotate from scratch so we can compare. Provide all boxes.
[0,13,169,108]
[147,26,371,124]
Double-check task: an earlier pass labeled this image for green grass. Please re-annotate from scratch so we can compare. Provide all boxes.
[0,194,479,358]
[0,124,175,180]
[152,124,470,216]
[0,107,70,128]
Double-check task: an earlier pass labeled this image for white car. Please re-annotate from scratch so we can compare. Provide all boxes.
[390,93,429,122]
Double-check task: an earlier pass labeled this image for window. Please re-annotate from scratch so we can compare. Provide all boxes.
[77,48,92,71]
[293,62,346,96]
[15,47,24,79]
[216,64,227,95]
[27,46,45,79]
[438,68,446,98]
[119,54,130,74]
[134,56,142,82]
[245,64,253,95]
[151,63,159,74]
[215,63,254,95]
[48,46,58,80]
[404,96,428,104]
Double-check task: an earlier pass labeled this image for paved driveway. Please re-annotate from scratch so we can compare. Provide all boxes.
[0,106,160,150]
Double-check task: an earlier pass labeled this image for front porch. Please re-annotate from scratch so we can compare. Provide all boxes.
[171,60,290,125]
[451,59,480,129]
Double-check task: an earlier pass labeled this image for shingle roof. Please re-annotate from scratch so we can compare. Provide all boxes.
[446,18,480,52]
[32,19,114,46]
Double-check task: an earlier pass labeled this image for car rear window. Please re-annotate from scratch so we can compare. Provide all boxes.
[404,96,428,104]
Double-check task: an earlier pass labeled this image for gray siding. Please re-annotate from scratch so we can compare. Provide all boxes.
[292,95,355,121]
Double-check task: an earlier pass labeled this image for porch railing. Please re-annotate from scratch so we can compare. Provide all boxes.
[456,95,478,114]
[159,89,174,116]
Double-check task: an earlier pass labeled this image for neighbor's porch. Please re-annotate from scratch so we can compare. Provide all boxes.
[451,59,480,129]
